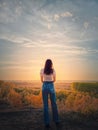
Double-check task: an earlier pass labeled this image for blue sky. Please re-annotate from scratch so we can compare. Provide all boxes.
[0,0,98,80]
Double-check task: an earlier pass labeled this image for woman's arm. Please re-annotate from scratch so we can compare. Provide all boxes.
[53,69,56,82]
[53,74,56,82]
[40,75,43,83]
[40,69,43,83]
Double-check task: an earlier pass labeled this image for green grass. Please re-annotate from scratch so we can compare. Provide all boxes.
[72,82,98,97]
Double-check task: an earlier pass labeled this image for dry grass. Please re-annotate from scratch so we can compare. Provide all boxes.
[0,80,98,115]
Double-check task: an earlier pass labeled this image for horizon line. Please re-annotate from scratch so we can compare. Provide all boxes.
[1,79,98,82]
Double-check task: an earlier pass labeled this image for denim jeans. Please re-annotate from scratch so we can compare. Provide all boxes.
[42,81,59,125]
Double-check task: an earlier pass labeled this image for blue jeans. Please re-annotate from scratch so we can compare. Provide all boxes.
[42,81,59,125]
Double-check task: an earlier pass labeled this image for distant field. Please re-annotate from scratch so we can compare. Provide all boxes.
[11,80,72,90]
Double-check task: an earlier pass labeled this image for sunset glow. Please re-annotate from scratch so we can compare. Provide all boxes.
[0,0,98,81]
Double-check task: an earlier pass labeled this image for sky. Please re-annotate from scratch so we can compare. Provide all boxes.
[0,0,98,81]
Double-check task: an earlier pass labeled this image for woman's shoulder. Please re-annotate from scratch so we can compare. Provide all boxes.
[40,68,44,73]
[53,69,56,74]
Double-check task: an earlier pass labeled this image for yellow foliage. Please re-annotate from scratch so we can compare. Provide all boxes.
[23,91,43,108]
[64,92,98,114]
[0,81,98,115]
[31,91,43,108]
[8,89,22,108]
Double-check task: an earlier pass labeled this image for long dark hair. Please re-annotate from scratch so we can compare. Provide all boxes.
[44,59,53,75]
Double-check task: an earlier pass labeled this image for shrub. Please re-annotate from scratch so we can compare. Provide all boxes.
[65,92,98,114]
[56,91,67,101]
[8,89,22,108]
[0,81,14,101]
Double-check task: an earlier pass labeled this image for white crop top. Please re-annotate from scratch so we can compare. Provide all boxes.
[40,68,56,81]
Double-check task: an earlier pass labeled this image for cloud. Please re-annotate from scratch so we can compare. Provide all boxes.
[84,22,89,29]
[61,12,73,17]
[54,11,73,21]
[0,59,40,66]
[15,4,22,17]
[0,61,21,65]
[0,34,35,47]
[41,11,73,23]
[0,66,33,70]
[28,39,98,56]
[38,0,57,10]
[47,23,52,29]
[54,14,60,21]
[40,13,53,29]
[41,14,52,22]
[0,1,23,24]
[80,22,89,38]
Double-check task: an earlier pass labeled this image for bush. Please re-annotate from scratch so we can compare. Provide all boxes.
[8,89,22,108]
[0,81,14,100]
[56,91,67,101]
[65,92,98,114]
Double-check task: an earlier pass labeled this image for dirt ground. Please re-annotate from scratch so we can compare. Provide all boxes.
[0,107,98,130]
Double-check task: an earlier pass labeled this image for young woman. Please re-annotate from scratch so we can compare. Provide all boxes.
[40,59,59,128]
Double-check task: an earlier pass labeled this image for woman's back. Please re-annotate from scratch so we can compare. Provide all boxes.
[40,68,56,82]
